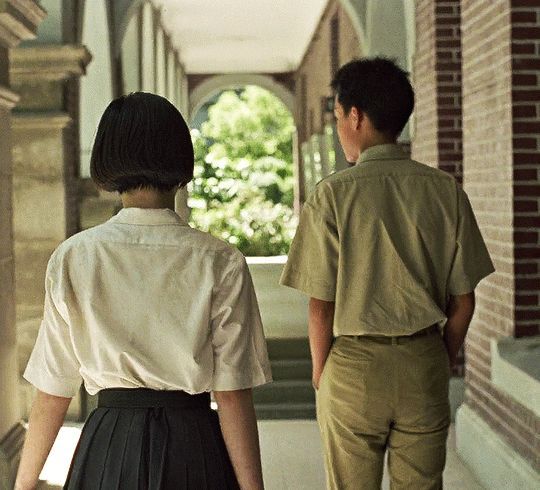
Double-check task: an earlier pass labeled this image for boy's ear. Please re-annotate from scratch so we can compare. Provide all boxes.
[349,106,361,130]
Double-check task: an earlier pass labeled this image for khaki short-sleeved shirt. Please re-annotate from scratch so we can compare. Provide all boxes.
[24,208,272,397]
[280,144,495,336]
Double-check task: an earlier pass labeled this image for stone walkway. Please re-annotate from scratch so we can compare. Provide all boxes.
[39,421,484,489]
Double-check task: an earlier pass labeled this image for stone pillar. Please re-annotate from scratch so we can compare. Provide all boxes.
[456,0,540,487]
[0,3,46,486]
[9,45,91,422]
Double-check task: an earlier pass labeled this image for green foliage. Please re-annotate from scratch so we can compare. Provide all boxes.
[189,86,297,256]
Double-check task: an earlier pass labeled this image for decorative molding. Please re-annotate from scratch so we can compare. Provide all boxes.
[12,111,72,130]
[10,44,93,81]
[0,421,25,490]
[0,0,46,48]
[0,84,19,109]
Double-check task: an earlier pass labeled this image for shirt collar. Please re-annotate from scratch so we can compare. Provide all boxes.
[356,144,408,165]
[109,207,188,226]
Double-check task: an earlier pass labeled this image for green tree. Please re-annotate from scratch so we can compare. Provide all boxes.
[189,86,297,256]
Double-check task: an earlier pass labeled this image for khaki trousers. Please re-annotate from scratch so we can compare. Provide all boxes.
[316,331,451,490]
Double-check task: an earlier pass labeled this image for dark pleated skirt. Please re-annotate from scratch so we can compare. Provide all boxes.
[63,388,240,490]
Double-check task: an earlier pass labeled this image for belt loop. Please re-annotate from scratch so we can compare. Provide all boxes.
[391,337,398,345]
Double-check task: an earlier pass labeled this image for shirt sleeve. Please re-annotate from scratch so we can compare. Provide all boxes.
[279,183,339,301]
[447,185,495,295]
[23,255,82,397]
[210,251,273,391]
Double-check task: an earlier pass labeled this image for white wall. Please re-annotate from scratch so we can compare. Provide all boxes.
[121,8,141,94]
[80,0,114,178]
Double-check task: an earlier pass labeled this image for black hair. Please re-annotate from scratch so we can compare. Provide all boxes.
[90,92,194,193]
[331,57,415,138]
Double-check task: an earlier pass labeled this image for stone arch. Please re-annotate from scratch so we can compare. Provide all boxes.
[189,74,296,124]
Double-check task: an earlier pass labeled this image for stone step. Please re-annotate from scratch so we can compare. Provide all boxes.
[266,337,311,360]
[255,403,316,420]
[270,359,312,380]
[253,380,315,405]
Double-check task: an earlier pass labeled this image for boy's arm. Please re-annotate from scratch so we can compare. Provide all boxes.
[309,298,335,389]
[443,292,475,366]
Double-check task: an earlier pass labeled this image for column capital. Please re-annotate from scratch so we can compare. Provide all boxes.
[10,44,93,82]
[0,0,46,48]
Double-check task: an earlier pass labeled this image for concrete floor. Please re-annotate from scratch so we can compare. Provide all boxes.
[39,421,484,489]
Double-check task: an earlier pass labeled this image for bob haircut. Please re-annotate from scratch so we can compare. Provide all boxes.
[331,57,414,139]
[90,92,194,193]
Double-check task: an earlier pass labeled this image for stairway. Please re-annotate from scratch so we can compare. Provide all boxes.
[254,337,316,419]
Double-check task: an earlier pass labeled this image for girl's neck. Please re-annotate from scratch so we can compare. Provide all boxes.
[120,187,177,210]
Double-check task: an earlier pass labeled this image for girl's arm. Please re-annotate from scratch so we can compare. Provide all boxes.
[15,390,71,490]
[213,388,264,490]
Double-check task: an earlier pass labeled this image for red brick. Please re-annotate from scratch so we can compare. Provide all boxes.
[515,324,540,336]
[514,121,540,133]
[514,184,540,196]
[515,307,540,319]
[513,73,538,86]
[513,58,540,70]
[515,215,540,227]
[516,277,540,289]
[513,105,537,118]
[512,0,540,7]
[512,42,536,54]
[514,231,539,243]
[511,11,538,23]
[513,137,538,149]
[512,27,540,39]
[515,294,539,306]
[515,261,538,274]
[513,90,540,102]
[513,169,539,180]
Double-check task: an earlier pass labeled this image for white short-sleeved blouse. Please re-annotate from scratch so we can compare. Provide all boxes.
[23,207,273,397]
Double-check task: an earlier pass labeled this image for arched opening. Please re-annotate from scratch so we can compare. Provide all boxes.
[189,85,297,258]
[189,74,295,124]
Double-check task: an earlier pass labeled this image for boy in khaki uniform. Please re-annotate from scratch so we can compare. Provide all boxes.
[280,58,494,490]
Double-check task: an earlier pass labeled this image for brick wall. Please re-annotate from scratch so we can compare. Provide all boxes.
[296,0,361,144]
[413,0,465,374]
[412,0,463,182]
[511,0,540,338]
[461,0,539,469]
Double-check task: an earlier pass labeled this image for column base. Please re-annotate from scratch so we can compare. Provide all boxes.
[0,422,25,490]
[455,404,540,490]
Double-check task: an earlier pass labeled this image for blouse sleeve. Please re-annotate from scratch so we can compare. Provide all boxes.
[23,255,82,398]
[210,251,273,391]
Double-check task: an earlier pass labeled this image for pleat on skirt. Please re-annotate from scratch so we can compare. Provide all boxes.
[63,388,240,490]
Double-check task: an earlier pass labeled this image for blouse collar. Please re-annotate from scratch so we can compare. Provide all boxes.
[109,207,189,226]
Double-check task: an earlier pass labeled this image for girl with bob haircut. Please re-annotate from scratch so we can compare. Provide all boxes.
[15,92,272,490]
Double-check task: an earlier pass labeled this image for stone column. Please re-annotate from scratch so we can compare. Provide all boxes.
[0,3,46,487]
[9,45,91,422]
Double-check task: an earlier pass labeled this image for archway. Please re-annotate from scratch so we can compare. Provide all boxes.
[189,74,295,124]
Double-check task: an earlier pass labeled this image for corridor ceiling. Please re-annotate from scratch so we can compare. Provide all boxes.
[152,0,329,73]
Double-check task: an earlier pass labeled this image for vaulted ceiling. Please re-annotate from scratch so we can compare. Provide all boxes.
[152,0,329,74]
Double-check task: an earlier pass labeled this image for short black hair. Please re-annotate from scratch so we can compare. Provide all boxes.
[331,57,414,138]
[90,92,194,193]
